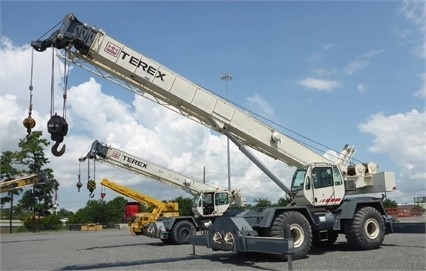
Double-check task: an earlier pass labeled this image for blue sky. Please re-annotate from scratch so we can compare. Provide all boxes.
[1,1,425,212]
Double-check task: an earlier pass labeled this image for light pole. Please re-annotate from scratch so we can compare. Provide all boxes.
[220,73,232,191]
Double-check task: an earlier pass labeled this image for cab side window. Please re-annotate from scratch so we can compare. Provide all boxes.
[215,193,229,205]
[313,167,333,188]
[333,166,343,186]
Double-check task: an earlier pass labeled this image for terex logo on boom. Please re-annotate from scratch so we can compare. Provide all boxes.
[104,42,166,81]
[121,50,166,81]
[122,155,148,169]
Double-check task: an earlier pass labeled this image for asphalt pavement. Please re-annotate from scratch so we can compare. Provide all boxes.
[1,229,425,271]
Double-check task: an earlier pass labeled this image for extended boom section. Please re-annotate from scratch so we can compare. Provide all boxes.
[0,173,47,193]
[32,14,329,169]
[80,140,241,201]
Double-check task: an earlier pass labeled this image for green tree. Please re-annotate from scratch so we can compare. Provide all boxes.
[69,197,126,225]
[382,198,398,208]
[68,209,85,224]
[171,196,194,216]
[1,151,23,233]
[57,208,74,218]
[39,213,62,230]
[14,131,59,232]
[1,151,21,207]
[275,197,291,207]
[105,196,128,223]
[81,199,108,224]
[253,198,272,208]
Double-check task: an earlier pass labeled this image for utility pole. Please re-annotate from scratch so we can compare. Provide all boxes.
[220,73,232,191]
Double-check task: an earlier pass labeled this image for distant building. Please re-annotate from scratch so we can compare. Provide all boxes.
[0,219,23,233]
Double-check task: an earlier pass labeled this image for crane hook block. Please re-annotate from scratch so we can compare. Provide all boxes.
[47,114,68,157]
[87,179,96,198]
[76,180,83,192]
[23,116,36,135]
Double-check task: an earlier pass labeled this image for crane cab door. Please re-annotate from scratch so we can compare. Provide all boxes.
[197,192,230,217]
[309,166,345,207]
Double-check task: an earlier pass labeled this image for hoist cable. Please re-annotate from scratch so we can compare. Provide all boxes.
[87,158,90,182]
[50,45,55,116]
[23,48,37,137]
[93,159,96,183]
[245,105,364,165]
[62,51,69,118]
[28,49,34,118]
[78,161,81,180]
[34,19,64,42]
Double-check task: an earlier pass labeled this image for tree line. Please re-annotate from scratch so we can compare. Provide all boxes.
[0,131,199,232]
[1,131,288,233]
[1,131,405,233]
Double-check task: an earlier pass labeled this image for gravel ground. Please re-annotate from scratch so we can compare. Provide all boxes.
[1,229,425,271]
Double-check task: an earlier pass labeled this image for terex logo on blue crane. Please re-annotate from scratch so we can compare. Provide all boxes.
[104,42,166,81]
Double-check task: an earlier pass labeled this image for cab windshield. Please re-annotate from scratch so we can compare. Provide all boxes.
[291,168,307,192]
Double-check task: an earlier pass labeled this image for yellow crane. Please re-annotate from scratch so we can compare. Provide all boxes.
[100,178,179,236]
[0,173,47,193]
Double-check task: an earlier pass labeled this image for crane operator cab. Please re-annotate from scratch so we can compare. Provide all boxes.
[192,191,231,217]
[290,164,345,207]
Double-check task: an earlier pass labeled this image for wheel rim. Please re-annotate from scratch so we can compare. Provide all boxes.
[364,218,379,239]
[180,228,190,238]
[290,223,305,248]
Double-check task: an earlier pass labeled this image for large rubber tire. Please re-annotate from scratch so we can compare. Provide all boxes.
[269,211,312,260]
[171,220,196,245]
[344,206,385,250]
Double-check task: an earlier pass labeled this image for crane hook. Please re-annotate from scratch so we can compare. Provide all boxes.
[47,114,68,157]
[52,141,66,157]
[87,179,96,198]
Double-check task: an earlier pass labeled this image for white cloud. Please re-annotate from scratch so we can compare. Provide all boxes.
[312,68,338,77]
[322,43,334,51]
[246,94,274,117]
[297,77,342,92]
[362,50,384,59]
[0,39,295,211]
[345,60,369,75]
[357,83,368,93]
[359,110,426,202]
[306,43,334,62]
[413,73,426,98]
[345,50,383,75]
[399,0,426,59]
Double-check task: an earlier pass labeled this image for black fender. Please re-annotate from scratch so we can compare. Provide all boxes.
[160,216,198,231]
[338,197,387,219]
[249,206,316,229]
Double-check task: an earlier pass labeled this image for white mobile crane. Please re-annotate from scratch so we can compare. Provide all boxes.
[99,178,180,236]
[32,14,396,260]
[79,140,246,244]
